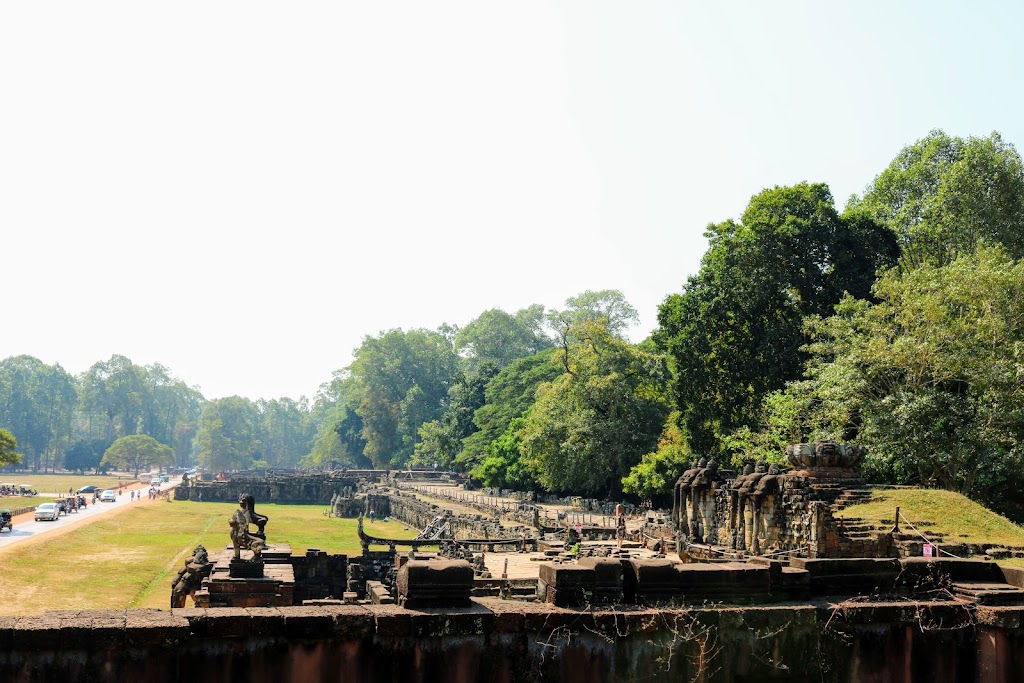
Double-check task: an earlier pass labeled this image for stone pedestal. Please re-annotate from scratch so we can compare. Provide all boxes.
[229,559,265,578]
[193,547,295,608]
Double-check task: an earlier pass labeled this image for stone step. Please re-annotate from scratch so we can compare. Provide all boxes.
[954,583,1024,606]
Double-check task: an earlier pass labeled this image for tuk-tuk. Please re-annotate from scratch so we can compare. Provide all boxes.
[0,510,12,532]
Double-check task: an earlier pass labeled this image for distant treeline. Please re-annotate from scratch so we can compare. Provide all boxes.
[4,130,1024,520]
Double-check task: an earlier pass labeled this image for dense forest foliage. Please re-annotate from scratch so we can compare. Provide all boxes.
[4,130,1024,518]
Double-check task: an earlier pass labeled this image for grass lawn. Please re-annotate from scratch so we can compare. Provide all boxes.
[0,473,142,495]
[841,488,1024,548]
[0,501,420,615]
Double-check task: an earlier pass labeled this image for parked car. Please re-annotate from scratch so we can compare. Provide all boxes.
[99,490,116,503]
[35,503,60,521]
[77,485,102,494]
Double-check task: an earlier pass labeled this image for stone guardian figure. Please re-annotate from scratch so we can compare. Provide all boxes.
[230,494,266,561]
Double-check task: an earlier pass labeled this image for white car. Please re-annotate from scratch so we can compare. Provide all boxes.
[100,489,116,503]
[34,503,60,521]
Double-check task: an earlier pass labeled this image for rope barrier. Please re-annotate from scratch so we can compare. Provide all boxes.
[896,509,962,559]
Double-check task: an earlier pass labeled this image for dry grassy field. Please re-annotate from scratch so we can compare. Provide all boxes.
[0,499,418,615]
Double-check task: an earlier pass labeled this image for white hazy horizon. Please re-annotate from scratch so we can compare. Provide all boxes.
[3,2,1022,401]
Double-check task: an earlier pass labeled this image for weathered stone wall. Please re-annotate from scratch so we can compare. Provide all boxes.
[177,475,368,504]
[357,488,534,542]
[0,599,1019,682]
[688,475,892,558]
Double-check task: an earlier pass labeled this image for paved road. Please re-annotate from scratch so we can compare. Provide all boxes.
[0,478,180,551]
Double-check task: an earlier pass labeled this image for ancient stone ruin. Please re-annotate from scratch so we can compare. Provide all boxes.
[672,441,893,559]
[75,451,1020,681]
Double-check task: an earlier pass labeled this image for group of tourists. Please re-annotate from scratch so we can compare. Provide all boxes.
[0,484,36,497]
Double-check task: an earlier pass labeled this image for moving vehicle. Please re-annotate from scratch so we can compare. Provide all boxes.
[0,510,11,532]
[99,490,116,503]
[77,485,102,494]
[34,503,59,521]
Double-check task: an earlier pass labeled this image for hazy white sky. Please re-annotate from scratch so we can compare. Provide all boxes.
[2,2,1022,401]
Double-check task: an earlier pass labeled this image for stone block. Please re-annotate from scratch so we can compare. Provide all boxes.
[577,557,624,603]
[899,557,1003,590]
[367,605,411,637]
[59,609,127,650]
[626,559,680,604]
[538,563,596,607]
[397,560,474,608]
[789,557,900,594]
[124,609,188,648]
[12,616,63,651]
[367,581,395,605]
[281,606,336,638]
[0,616,16,650]
[244,607,285,638]
[999,565,1024,589]
[676,563,772,604]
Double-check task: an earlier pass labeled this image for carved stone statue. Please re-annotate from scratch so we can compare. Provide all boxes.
[230,494,267,560]
[170,544,212,608]
[750,464,782,554]
[689,460,722,543]
[241,493,269,539]
[674,459,705,538]
[729,463,755,549]
[738,463,768,551]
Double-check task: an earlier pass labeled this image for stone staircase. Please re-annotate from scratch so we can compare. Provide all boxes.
[952,582,1024,606]
[414,512,452,541]
[831,488,876,512]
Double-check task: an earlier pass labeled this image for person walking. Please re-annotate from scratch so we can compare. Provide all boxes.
[615,504,626,549]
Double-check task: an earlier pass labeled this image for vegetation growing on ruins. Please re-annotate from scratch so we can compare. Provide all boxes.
[841,488,1024,549]
[3,130,1024,519]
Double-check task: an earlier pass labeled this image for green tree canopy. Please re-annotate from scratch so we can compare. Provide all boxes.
[621,413,693,502]
[0,355,76,471]
[457,348,561,470]
[194,396,262,472]
[520,321,670,497]
[413,361,499,470]
[548,289,640,340]
[758,246,1024,519]
[849,130,1024,266]
[471,417,537,490]
[455,305,553,372]
[257,397,315,468]
[101,434,173,475]
[78,355,149,443]
[0,428,22,468]
[349,328,459,468]
[656,182,899,459]
[64,438,108,473]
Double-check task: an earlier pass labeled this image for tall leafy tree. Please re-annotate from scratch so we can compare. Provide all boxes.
[257,397,315,468]
[520,321,670,497]
[64,438,108,473]
[413,361,499,469]
[101,434,174,475]
[194,396,262,472]
[849,130,1024,266]
[656,183,899,459]
[0,428,21,468]
[758,246,1024,519]
[472,417,537,490]
[349,328,459,468]
[455,306,553,371]
[78,355,149,443]
[0,356,76,471]
[458,348,561,469]
[141,363,205,447]
[548,289,639,340]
